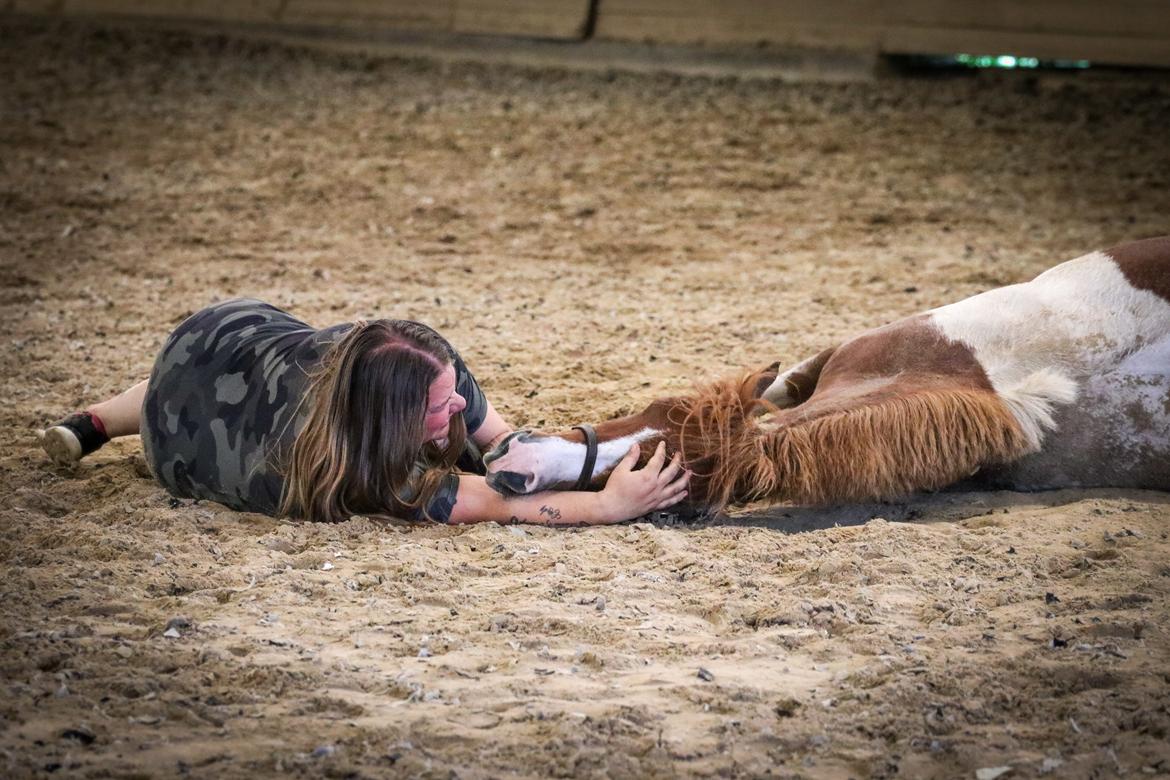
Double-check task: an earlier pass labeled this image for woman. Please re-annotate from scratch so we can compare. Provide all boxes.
[39,299,688,526]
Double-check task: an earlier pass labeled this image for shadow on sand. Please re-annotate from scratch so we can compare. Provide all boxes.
[697,488,1170,534]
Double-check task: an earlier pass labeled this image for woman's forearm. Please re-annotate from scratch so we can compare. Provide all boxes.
[448,475,622,526]
[448,443,687,526]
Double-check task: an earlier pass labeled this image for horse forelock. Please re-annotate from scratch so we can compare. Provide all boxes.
[668,371,778,509]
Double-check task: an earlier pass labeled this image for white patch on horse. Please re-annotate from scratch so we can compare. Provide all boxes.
[929,251,1170,448]
[504,427,663,491]
[993,368,1078,451]
[1106,334,1170,453]
[561,427,662,482]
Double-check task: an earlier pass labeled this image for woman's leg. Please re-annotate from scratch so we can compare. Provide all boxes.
[86,379,148,437]
[40,379,148,464]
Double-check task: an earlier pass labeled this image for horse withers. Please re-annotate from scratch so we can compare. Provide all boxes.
[484,237,1170,512]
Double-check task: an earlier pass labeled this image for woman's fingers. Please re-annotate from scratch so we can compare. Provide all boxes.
[614,442,640,473]
[657,451,683,484]
[642,440,667,473]
[656,488,688,509]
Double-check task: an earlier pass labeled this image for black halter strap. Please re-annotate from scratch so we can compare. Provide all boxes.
[572,424,598,491]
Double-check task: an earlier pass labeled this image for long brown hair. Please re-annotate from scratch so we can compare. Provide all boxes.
[279,320,467,523]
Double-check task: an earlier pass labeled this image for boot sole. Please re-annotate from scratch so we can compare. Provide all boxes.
[39,426,83,465]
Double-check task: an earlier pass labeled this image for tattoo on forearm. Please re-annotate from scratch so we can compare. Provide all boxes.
[539,505,562,522]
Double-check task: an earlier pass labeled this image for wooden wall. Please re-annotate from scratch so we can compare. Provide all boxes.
[3,0,595,39]
[6,0,1170,67]
[596,0,1170,67]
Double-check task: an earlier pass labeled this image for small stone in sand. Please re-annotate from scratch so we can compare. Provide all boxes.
[975,767,1012,780]
[163,627,181,639]
[697,667,714,682]
[60,727,95,745]
[1039,757,1064,774]
[774,698,801,717]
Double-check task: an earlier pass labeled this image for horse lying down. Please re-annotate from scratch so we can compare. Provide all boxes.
[485,236,1170,513]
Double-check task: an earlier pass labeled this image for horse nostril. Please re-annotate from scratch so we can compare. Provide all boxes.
[487,470,529,496]
[483,430,527,468]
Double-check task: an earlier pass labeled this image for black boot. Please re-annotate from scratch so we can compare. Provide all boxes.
[39,412,110,465]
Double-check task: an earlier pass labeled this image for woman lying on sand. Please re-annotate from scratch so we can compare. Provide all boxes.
[39,299,688,526]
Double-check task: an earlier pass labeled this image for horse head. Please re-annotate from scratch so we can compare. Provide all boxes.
[483,363,780,510]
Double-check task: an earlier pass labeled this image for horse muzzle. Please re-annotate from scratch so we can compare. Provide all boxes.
[485,468,532,496]
[483,430,539,495]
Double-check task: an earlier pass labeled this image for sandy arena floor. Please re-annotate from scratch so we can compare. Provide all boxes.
[2,18,1170,779]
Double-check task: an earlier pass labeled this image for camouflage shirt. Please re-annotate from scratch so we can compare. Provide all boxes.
[140,299,487,521]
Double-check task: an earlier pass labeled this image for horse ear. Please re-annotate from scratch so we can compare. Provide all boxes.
[742,362,781,402]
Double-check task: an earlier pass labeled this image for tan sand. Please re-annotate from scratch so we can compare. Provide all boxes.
[1,18,1169,779]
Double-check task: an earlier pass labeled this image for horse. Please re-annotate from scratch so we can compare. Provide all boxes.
[484,236,1170,513]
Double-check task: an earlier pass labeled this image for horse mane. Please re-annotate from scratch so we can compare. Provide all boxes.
[672,372,1033,510]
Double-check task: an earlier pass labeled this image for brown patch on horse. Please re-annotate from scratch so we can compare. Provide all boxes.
[816,315,994,392]
[1106,235,1170,302]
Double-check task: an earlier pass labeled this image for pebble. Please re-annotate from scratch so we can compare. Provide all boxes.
[321,561,334,571]
[310,745,336,759]
[1039,757,1064,774]
[595,596,606,612]
[697,667,714,682]
[60,727,95,745]
[263,538,296,554]
[975,767,1012,780]
[774,698,801,717]
[166,617,191,631]
[418,647,431,658]
[163,627,181,639]
[152,553,165,566]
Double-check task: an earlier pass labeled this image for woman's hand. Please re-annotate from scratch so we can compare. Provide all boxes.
[598,441,690,521]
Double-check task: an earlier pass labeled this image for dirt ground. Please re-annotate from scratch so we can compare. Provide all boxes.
[2,17,1170,779]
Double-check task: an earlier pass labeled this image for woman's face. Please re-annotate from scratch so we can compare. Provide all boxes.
[423,363,466,445]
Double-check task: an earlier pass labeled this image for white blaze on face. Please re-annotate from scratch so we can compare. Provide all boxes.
[928,250,1170,448]
[491,427,663,494]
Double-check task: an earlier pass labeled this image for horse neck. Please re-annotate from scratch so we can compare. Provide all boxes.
[553,407,673,483]
[555,377,760,499]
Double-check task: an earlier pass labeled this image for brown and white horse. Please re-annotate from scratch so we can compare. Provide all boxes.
[484,237,1170,511]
